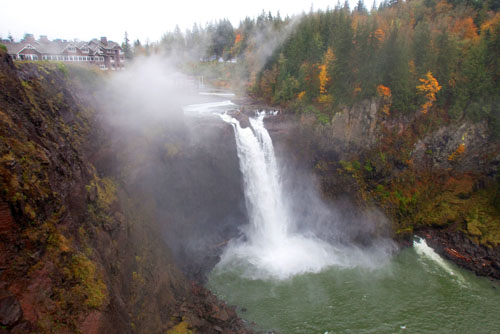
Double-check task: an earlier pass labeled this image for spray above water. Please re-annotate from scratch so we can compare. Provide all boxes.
[218,112,391,280]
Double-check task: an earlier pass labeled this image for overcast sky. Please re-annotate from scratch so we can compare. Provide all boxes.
[1,0,371,44]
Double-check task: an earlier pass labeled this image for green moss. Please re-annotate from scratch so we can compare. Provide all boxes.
[132,271,145,284]
[56,62,68,77]
[166,320,193,334]
[340,160,361,172]
[92,177,117,208]
[70,253,109,309]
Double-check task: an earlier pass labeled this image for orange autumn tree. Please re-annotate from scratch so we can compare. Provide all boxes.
[374,28,385,43]
[377,84,392,115]
[452,17,478,40]
[416,72,441,114]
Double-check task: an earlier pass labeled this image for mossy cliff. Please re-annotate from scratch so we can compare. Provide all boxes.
[265,98,500,279]
[0,51,250,333]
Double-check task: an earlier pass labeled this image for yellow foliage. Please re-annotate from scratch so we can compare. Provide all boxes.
[481,12,500,33]
[24,203,36,219]
[318,64,328,95]
[373,28,385,42]
[452,17,478,40]
[448,143,466,161]
[323,47,335,64]
[377,85,392,115]
[297,91,306,100]
[318,48,335,95]
[416,72,441,114]
[317,94,333,104]
[381,104,391,116]
[408,60,416,75]
[47,231,71,253]
[166,320,192,334]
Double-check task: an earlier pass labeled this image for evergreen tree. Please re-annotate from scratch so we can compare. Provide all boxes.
[122,31,132,60]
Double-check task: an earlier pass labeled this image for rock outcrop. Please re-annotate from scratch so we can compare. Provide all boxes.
[263,98,500,280]
[0,50,251,333]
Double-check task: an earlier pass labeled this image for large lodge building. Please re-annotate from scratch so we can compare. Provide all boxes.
[2,34,124,70]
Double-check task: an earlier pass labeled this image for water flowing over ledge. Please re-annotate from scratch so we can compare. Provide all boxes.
[217,112,393,280]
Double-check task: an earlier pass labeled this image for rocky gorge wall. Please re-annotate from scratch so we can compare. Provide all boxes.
[0,51,251,334]
[264,99,500,279]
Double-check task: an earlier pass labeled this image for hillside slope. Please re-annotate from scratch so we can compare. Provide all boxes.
[0,51,250,334]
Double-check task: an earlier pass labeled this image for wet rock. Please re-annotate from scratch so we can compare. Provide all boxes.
[0,295,22,327]
[212,308,230,321]
[418,227,500,280]
[230,111,251,128]
[11,320,33,334]
[411,121,498,174]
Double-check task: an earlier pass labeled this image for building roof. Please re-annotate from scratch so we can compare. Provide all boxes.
[4,36,121,56]
[36,41,69,54]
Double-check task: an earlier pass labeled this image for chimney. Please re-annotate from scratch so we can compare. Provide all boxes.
[100,37,108,45]
[39,35,49,43]
[23,34,35,43]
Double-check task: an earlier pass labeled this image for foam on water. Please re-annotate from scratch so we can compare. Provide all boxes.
[414,236,466,284]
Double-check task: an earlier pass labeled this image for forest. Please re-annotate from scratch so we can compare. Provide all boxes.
[126,0,500,137]
[255,0,500,134]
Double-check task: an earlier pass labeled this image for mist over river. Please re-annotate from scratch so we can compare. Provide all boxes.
[208,238,500,334]
[184,94,500,334]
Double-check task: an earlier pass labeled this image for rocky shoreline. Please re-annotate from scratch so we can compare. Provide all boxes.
[417,227,500,281]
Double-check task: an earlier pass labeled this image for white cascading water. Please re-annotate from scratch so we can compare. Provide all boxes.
[218,112,350,280]
[413,237,466,285]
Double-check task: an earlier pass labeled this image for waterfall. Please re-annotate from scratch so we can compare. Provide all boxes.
[218,112,344,280]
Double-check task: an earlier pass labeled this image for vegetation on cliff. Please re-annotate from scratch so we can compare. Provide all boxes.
[249,1,500,272]
[252,0,500,135]
[0,51,252,333]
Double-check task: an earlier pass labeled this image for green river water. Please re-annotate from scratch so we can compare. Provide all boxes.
[208,240,500,334]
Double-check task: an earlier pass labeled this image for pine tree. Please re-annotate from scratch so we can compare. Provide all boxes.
[122,32,132,60]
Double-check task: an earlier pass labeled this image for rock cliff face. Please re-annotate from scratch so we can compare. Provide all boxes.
[264,99,500,279]
[0,51,250,334]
